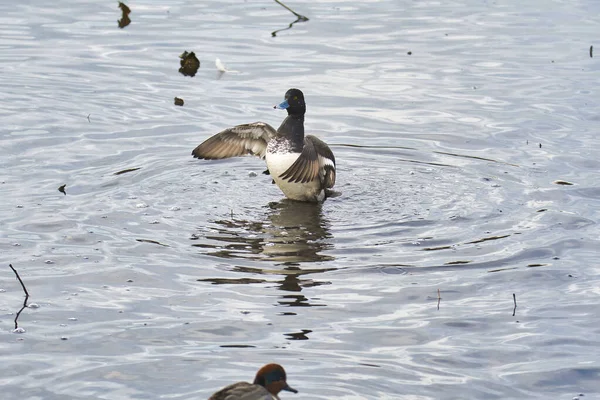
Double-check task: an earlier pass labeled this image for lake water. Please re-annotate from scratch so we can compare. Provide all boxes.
[1,0,600,399]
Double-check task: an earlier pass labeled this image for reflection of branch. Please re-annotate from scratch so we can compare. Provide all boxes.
[9,264,30,331]
[512,293,517,317]
[272,0,309,37]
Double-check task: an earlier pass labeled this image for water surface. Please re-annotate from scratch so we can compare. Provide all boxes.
[1,0,600,399]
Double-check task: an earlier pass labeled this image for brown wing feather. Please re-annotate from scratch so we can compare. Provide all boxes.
[279,141,319,184]
[208,382,272,400]
[192,122,276,160]
[279,135,336,187]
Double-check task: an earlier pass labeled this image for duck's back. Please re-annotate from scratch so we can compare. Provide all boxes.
[208,382,275,400]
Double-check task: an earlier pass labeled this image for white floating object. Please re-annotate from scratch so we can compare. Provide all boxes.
[215,58,239,73]
[215,58,227,72]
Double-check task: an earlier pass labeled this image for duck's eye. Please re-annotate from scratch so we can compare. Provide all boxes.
[293,96,298,100]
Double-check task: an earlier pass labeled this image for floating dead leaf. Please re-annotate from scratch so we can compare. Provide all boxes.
[114,167,141,175]
[553,180,574,186]
[174,97,184,106]
[179,51,200,77]
[58,184,66,195]
[118,2,131,29]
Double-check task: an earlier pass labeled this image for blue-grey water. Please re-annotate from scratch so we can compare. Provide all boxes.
[1,0,600,399]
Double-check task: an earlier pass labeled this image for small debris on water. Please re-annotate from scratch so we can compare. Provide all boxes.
[169,206,180,211]
[58,184,66,195]
[114,167,141,175]
[28,303,40,309]
[179,51,200,77]
[590,45,594,58]
[553,180,574,185]
[136,203,149,208]
[118,2,131,29]
[174,97,184,106]
[407,51,412,55]
[45,260,54,264]
[248,171,258,177]
[216,58,227,72]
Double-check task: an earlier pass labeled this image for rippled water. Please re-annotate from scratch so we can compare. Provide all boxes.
[1,0,600,399]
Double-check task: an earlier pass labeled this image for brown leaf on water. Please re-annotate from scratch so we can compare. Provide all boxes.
[174,97,184,106]
[58,184,67,195]
[179,51,200,77]
[118,2,131,29]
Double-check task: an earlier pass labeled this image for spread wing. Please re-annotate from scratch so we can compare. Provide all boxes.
[192,122,277,160]
[279,135,336,188]
[208,382,274,400]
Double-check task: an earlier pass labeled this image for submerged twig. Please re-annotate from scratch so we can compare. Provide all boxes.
[9,264,30,331]
[512,293,517,317]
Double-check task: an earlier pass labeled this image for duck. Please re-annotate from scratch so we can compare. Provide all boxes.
[192,88,336,202]
[208,363,298,400]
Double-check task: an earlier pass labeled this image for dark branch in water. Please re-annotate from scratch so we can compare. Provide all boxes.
[274,0,308,21]
[437,288,441,311]
[272,0,308,37]
[512,293,517,316]
[9,264,30,330]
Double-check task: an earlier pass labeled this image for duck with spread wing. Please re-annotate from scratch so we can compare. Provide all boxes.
[192,88,336,202]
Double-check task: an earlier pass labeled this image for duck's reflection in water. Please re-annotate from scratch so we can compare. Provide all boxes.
[193,200,335,307]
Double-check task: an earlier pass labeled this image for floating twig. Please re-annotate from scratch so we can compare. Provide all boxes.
[437,288,441,311]
[590,45,594,58]
[87,114,91,123]
[272,0,309,37]
[274,0,308,21]
[114,167,141,175]
[512,293,517,316]
[9,264,30,331]
[58,184,67,195]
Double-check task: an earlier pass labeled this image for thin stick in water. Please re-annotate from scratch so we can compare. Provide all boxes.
[9,264,30,330]
[437,288,441,310]
[274,0,308,21]
[512,293,517,317]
